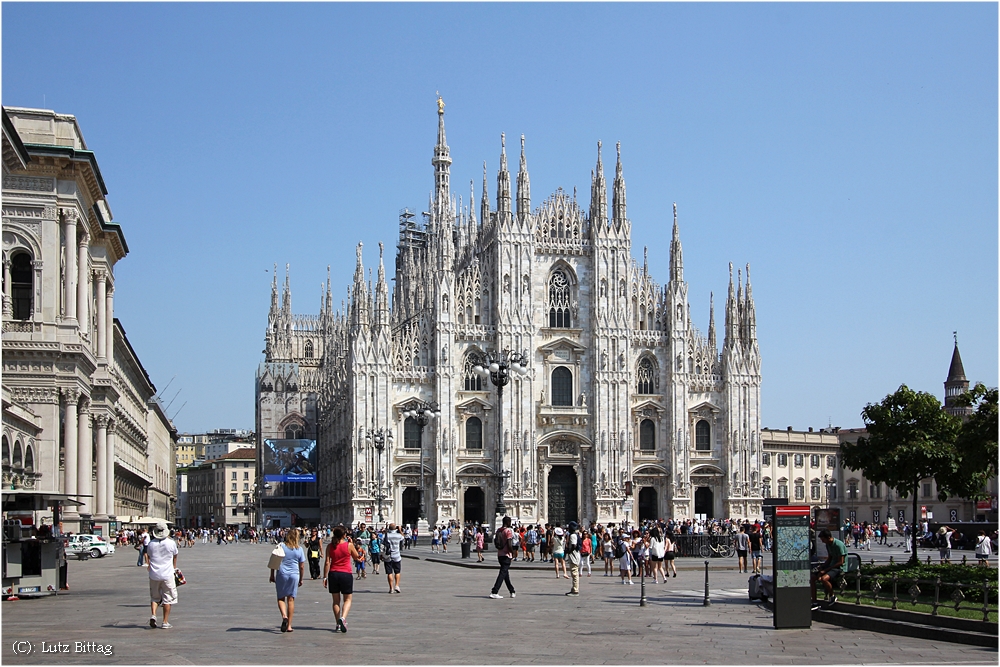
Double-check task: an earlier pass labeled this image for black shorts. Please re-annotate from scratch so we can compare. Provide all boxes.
[665,552,675,561]
[821,567,842,581]
[371,553,381,564]
[385,559,401,574]
[327,571,353,595]
[526,544,536,552]
[650,555,663,562]
[737,549,748,558]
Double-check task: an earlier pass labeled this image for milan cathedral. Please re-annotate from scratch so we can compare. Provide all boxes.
[257,99,762,528]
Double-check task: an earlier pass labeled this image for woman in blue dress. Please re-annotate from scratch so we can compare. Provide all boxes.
[269,528,306,632]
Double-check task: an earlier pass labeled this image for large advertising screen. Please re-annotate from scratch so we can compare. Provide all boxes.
[263,439,317,482]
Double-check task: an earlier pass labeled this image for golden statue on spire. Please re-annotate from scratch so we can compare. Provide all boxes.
[436,92,445,115]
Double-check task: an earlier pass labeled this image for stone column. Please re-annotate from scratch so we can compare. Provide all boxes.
[95,270,107,360]
[106,286,115,364]
[62,388,80,497]
[77,233,90,337]
[77,397,92,516]
[61,209,78,322]
[94,415,108,517]
[106,419,116,519]
[2,257,11,316]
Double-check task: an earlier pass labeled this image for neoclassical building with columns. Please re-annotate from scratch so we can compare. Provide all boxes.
[2,107,176,534]
[262,100,762,528]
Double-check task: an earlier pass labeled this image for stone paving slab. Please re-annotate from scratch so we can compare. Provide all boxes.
[1,542,996,665]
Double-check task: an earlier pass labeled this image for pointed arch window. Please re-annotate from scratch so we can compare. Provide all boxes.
[12,441,22,468]
[465,417,483,450]
[11,252,33,321]
[304,340,314,358]
[551,367,573,406]
[639,419,655,451]
[2,436,9,466]
[24,446,34,473]
[695,420,711,451]
[636,357,656,394]
[548,270,572,328]
[463,355,483,391]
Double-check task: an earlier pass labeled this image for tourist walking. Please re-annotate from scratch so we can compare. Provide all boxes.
[475,526,485,562]
[323,526,363,633]
[551,527,568,578]
[602,531,615,576]
[145,521,179,629]
[648,527,666,584]
[369,528,382,575]
[749,524,763,574]
[735,525,750,573]
[269,528,306,633]
[384,523,404,593]
[580,528,593,577]
[489,516,516,599]
[565,521,581,596]
[306,529,323,580]
[975,530,992,566]
[617,532,633,585]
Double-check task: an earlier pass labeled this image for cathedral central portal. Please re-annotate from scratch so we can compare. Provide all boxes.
[547,465,578,527]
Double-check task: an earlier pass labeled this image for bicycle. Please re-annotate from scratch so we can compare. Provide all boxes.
[699,539,735,558]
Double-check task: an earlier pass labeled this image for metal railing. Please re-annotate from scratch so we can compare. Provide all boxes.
[836,567,997,623]
[671,534,737,558]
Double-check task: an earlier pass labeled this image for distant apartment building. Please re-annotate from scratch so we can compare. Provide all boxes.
[180,448,257,528]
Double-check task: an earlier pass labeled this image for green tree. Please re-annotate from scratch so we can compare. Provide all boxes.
[840,385,960,564]
[937,383,999,501]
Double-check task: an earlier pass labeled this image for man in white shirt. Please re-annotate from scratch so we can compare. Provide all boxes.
[384,524,404,593]
[145,522,179,629]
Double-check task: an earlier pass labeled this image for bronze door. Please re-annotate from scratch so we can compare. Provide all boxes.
[547,466,578,526]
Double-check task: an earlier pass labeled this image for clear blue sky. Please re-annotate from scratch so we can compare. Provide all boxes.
[4,3,996,434]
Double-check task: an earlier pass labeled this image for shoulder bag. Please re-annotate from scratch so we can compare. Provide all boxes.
[268,543,286,570]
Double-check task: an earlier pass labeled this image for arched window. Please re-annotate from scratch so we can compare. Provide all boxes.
[548,270,571,328]
[284,424,303,440]
[639,419,655,451]
[465,417,483,450]
[404,417,421,450]
[636,357,656,394]
[24,446,33,473]
[695,420,711,451]
[304,340,314,358]
[12,441,22,468]
[551,367,573,406]
[11,252,33,321]
[2,436,9,466]
[463,355,483,391]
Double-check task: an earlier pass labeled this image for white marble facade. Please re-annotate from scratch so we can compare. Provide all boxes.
[262,101,762,528]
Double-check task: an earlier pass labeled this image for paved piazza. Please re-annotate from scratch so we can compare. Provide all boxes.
[3,542,996,665]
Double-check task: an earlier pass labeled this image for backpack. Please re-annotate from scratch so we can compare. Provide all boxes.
[614,539,626,560]
[493,528,507,550]
[509,531,520,549]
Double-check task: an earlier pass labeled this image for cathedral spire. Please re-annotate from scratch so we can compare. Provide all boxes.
[497,133,512,218]
[432,93,452,217]
[516,134,531,221]
[351,242,369,328]
[590,141,607,225]
[724,262,738,349]
[281,263,291,319]
[270,263,279,319]
[669,203,683,283]
[325,265,332,314]
[745,263,757,347]
[480,161,490,227]
[708,292,717,352]
[375,242,389,326]
[612,141,626,225]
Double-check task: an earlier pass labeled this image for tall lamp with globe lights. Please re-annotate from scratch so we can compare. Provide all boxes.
[400,401,441,520]
[468,349,530,521]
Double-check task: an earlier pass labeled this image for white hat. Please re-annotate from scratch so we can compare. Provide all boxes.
[554,527,564,536]
[152,521,170,539]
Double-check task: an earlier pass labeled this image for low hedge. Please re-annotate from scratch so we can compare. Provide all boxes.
[853,563,998,603]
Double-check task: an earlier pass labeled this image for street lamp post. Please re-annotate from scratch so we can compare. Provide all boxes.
[366,427,393,525]
[470,349,530,521]
[401,401,441,520]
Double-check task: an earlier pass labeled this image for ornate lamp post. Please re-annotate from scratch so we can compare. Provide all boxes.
[366,427,393,525]
[401,401,441,520]
[469,349,530,520]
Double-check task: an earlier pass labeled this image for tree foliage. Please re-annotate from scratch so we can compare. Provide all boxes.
[839,385,960,563]
[840,384,960,499]
[937,383,999,500]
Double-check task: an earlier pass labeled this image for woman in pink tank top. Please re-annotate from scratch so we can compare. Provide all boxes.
[322,527,362,633]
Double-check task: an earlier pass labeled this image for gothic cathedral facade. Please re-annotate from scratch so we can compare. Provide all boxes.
[258,101,762,528]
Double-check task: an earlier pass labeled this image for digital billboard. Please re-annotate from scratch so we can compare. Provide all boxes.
[263,439,317,482]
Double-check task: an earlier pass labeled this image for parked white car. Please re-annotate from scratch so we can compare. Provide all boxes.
[66,534,115,558]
